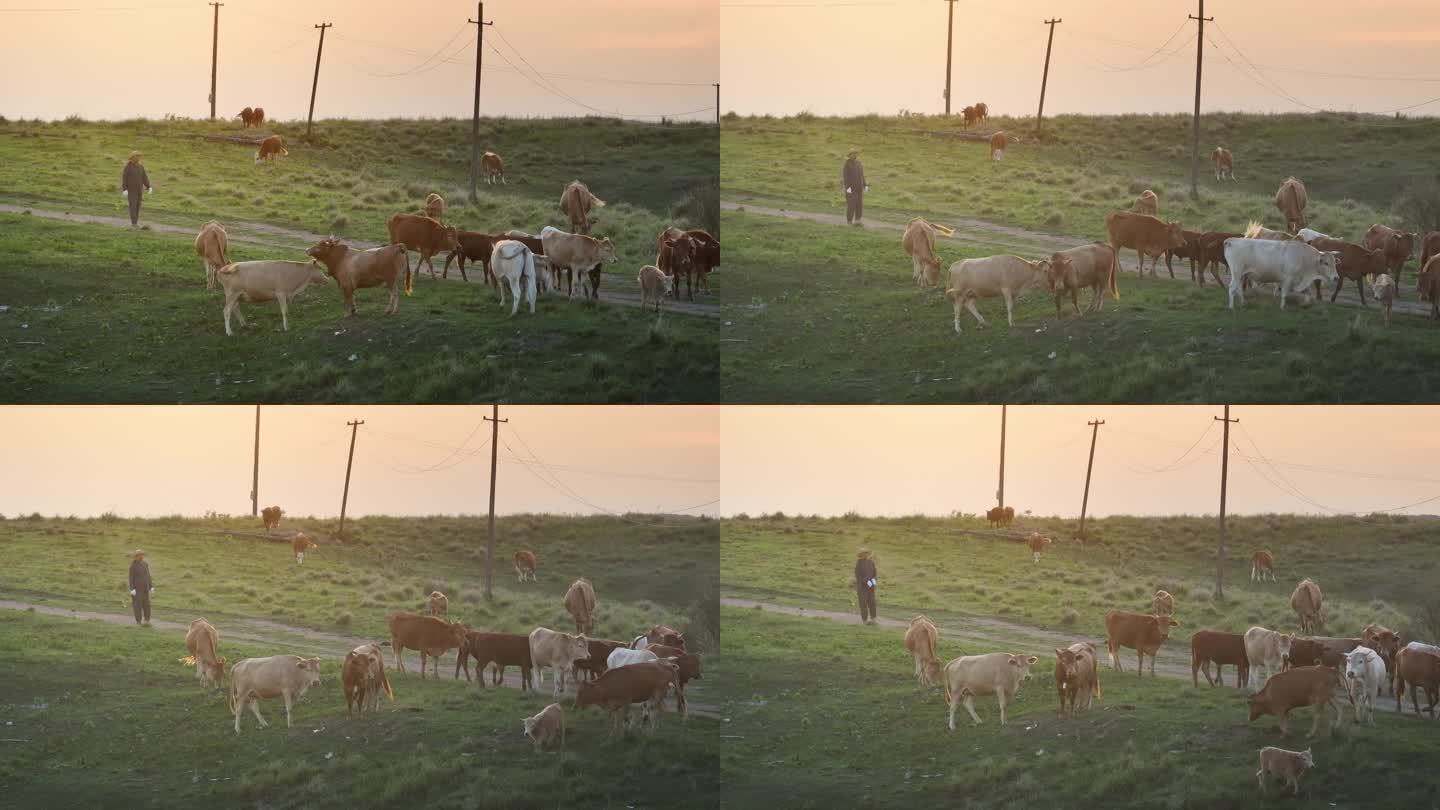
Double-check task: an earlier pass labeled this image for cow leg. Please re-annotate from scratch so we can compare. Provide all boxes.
[965,299,986,328]
[395,647,405,674]
[508,277,521,317]
[277,294,291,331]
[947,689,959,731]
[223,292,239,336]
[1002,289,1017,326]
[343,287,356,318]
[283,690,294,728]
[387,285,399,315]
[234,693,245,734]
[1069,289,1079,316]
[964,694,983,726]
[250,697,269,729]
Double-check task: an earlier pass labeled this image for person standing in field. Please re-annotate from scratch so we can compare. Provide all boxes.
[855,546,878,625]
[842,148,867,225]
[120,150,153,227]
[128,549,154,626]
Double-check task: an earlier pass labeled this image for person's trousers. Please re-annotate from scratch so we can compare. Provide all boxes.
[127,192,142,225]
[857,586,876,622]
[846,191,863,224]
[131,590,151,624]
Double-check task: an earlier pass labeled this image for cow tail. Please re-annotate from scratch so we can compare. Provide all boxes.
[381,665,395,701]
[227,677,237,714]
[403,247,414,296]
[1109,245,1121,300]
[1093,659,1102,700]
[523,248,536,307]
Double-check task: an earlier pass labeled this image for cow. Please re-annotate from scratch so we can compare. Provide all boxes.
[1342,646,1386,725]
[216,260,328,336]
[1105,610,1178,676]
[237,107,255,128]
[574,660,679,737]
[455,630,533,690]
[441,230,498,285]
[1419,254,1440,319]
[944,255,1048,333]
[1405,640,1440,656]
[1256,747,1314,796]
[1394,646,1440,717]
[573,638,630,683]
[607,648,658,670]
[529,627,591,698]
[386,213,459,294]
[1152,590,1174,617]
[423,192,444,222]
[1374,274,1396,323]
[513,549,537,582]
[386,612,466,679]
[1028,532,1052,564]
[195,221,229,291]
[962,105,978,127]
[261,505,282,531]
[500,230,552,289]
[656,227,698,301]
[975,101,989,122]
[540,226,618,300]
[943,652,1038,728]
[1225,238,1339,310]
[482,151,506,185]
[306,238,408,317]
[522,703,564,752]
[903,218,948,289]
[227,655,322,734]
[1251,550,1276,582]
[1054,641,1101,718]
[1290,579,1325,635]
[254,135,287,165]
[686,229,720,294]
[1421,231,1440,271]
[1161,229,1208,283]
[490,239,539,317]
[1287,636,1360,671]
[559,180,605,235]
[985,506,1004,528]
[988,131,1014,161]
[1043,242,1115,316]
[1194,231,1243,286]
[182,618,225,690]
[342,642,393,717]
[252,107,265,127]
[633,625,686,650]
[1244,626,1294,691]
[428,591,448,620]
[1363,623,1404,691]
[638,265,673,312]
[563,577,596,636]
[905,614,942,687]
[648,643,701,717]
[1211,146,1235,180]
[1190,629,1249,689]
[1105,210,1186,281]
[291,532,316,564]
[1274,177,1308,233]
[1244,221,1298,242]
[1247,665,1343,737]
[1363,224,1417,290]
[1002,506,1014,526]
[1133,190,1158,216]
[1304,237,1387,305]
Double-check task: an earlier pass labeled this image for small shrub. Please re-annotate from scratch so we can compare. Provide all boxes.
[335,611,353,628]
[1059,608,1079,627]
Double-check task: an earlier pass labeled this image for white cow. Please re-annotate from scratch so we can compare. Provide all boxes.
[944,255,1049,333]
[1243,626,1294,692]
[1404,640,1440,656]
[1225,238,1339,310]
[227,655,322,734]
[216,260,329,336]
[607,647,659,670]
[490,239,539,317]
[1342,647,1386,725]
[1295,228,1331,244]
[942,652,1038,729]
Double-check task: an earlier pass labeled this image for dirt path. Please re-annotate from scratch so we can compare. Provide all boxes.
[0,598,718,719]
[0,203,720,319]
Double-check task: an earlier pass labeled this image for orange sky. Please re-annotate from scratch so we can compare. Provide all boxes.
[0,406,718,518]
[0,0,718,121]
[721,406,1440,518]
[721,0,1440,116]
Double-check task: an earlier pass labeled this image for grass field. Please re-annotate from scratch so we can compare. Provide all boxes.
[716,606,1440,810]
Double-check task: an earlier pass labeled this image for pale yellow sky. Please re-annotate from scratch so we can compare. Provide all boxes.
[721,0,1440,116]
[0,406,718,518]
[721,406,1440,518]
[0,0,718,121]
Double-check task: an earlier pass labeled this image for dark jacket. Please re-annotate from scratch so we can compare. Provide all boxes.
[854,558,877,590]
[128,559,153,591]
[121,162,151,193]
[842,158,865,192]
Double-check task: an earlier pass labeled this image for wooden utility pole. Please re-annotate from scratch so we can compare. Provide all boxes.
[305,22,332,141]
[250,404,260,517]
[1078,418,1104,539]
[1214,405,1238,600]
[1188,1,1213,198]
[1035,18,1062,134]
[997,404,1007,510]
[338,419,364,540]
[208,2,223,120]
[714,83,721,126]
[483,404,508,601]
[468,3,494,203]
[943,0,957,115]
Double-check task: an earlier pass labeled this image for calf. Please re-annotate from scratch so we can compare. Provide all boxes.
[386,213,459,294]
[638,265,673,312]
[1244,626,1294,691]
[456,630,533,690]
[228,655,323,734]
[944,255,1049,332]
[1054,641,1100,718]
[513,549,537,582]
[306,238,407,317]
[1191,629,1249,688]
[943,652,1038,728]
[254,135,287,164]
[1256,747,1313,796]
[195,221,229,291]
[1104,610,1178,676]
[1342,646,1386,725]
[522,703,564,752]
[1247,665,1342,737]
[1044,242,1115,316]
[574,660,678,737]
[1251,550,1276,582]
[988,131,1014,161]
[1394,646,1440,717]
[1374,274,1396,323]
[1194,231,1242,287]
[1105,210,1186,281]
[291,532,316,564]
[1152,590,1174,617]
[905,614,942,687]
[182,618,226,690]
[482,151,506,185]
[216,260,329,336]
[903,218,946,289]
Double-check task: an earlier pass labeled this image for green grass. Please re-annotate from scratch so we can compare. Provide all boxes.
[0,610,718,809]
[715,607,1440,810]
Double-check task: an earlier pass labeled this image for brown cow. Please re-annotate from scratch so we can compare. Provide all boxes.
[1274,177,1308,233]
[482,151,506,185]
[254,135,287,165]
[1248,665,1342,736]
[1361,623,1404,690]
[306,238,408,317]
[1256,747,1314,796]
[1194,231,1243,287]
[386,612,467,679]
[386,213,459,294]
[441,230,500,286]
[1287,637,1360,671]
[1044,242,1115,316]
[985,506,1005,528]
[656,227,699,301]
[1211,146,1235,180]
[975,101,989,122]
[1418,254,1440,319]
[261,505,283,531]
[962,105,978,127]
[1394,646,1440,717]
[1363,224,1417,289]
[195,221,230,291]
[1251,550,1276,582]
[182,618,226,690]
[1152,590,1174,617]
[456,630,533,689]
[1104,610,1178,676]
[905,614,942,687]
[1027,532,1052,563]
[237,107,255,128]
[686,229,720,294]
[573,638,630,683]
[1054,641,1101,718]
[559,180,605,235]
[1190,630,1249,688]
[903,218,946,289]
[1290,579,1324,635]
[574,659,679,736]
[1308,237,1386,305]
[564,577,596,636]
[1133,190,1158,217]
[291,532,316,565]
[1421,231,1440,271]
[1105,210,1186,283]
[513,549,537,582]
[342,642,393,717]
[1161,228,1209,284]
[252,107,265,127]
[988,131,1014,161]
[648,643,701,717]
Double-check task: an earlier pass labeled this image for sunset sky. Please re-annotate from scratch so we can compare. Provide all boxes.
[0,406,718,519]
[721,406,1440,518]
[721,0,1440,117]
[0,0,718,121]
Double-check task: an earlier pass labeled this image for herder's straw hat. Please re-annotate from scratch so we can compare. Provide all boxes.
[846,148,860,158]
[128,150,143,163]
[857,546,872,560]
[129,549,146,559]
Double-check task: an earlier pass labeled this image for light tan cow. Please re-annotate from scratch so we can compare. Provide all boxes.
[944,255,1049,333]
[523,702,565,752]
[1274,177,1308,233]
[428,591,448,620]
[1257,747,1314,796]
[1212,147,1235,180]
[638,265,673,312]
[1044,242,1116,317]
[559,180,605,235]
[1244,626,1294,691]
[424,193,445,222]
[306,238,408,318]
[182,618,225,690]
[195,221,229,291]
[216,260,329,336]
[529,627,591,698]
[1133,190,1158,216]
[1374,273,1396,324]
[483,151,506,185]
[541,226,618,300]
[1152,590,1174,617]
[1291,578,1324,635]
[905,614,941,687]
[903,218,951,289]
[227,655,322,734]
[942,652,1038,728]
[564,577,597,636]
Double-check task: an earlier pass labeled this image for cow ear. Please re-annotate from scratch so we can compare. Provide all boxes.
[1027,656,1038,664]
[1055,648,1064,658]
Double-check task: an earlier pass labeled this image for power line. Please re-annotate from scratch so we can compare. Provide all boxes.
[485,38,713,120]
[361,20,470,78]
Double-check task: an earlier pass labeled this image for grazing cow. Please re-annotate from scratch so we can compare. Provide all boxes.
[1256,747,1314,796]
[1306,237,1386,305]
[195,221,229,291]
[1374,274,1396,323]
[1105,210,1186,281]
[655,227,699,301]
[1133,190,1158,216]
[1418,255,1440,319]
[482,151,506,185]
[428,591,448,620]
[905,614,942,687]
[529,627,591,698]
[1290,579,1325,635]
[423,193,444,222]
[490,239,539,316]
[456,630,533,690]
[1342,647,1386,725]
[942,652,1038,728]
[227,655,322,734]
[1054,641,1101,718]
[254,135,287,165]
[988,131,1014,161]
[386,612,466,679]
[1195,231,1243,286]
[944,255,1048,332]
[342,642,393,717]
[1027,532,1052,563]
[540,226,618,300]
[686,229,720,294]
[1211,146,1235,180]
[1190,630,1249,689]
[1287,636,1360,671]
[975,101,988,122]
[559,180,605,235]
[1362,623,1404,691]
[306,238,407,317]
[607,647,658,670]
[1248,665,1343,737]
[647,643,701,717]
[903,218,948,289]
[513,549,537,582]
[1394,646,1440,717]
[573,638,630,683]
[522,703,564,752]
[1152,590,1174,617]
[638,265,673,312]
[1420,231,1440,270]
[291,532,316,564]
[183,618,225,690]
[252,107,265,127]
[261,505,283,531]
[1251,550,1276,582]
[1105,610,1178,676]
[1363,224,1417,289]
[1044,242,1116,316]
[1225,238,1339,310]
[238,107,255,128]
[962,105,978,127]
[1244,627,1294,691]
[386,213,459,294]
[563,577,596,636]
[1274,177,1308,233]
[216,260,328,336]
[574,660,679,737]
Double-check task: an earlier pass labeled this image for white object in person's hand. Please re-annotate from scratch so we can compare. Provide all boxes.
[122,189,128,196]
[864,186,869,192]
[130,589,136,596]
[150,587,155,593]
[867,578,877,588]
[845,187,852,194]
[147,187,152,194]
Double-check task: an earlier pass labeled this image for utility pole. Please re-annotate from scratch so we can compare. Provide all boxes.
[483,404,508,601]
[996,404,1007,510]
[714,83,721,126]
[943,0,957,115]
[338,419,364,540]
[468,3,494,204]
[1035,18,1062,134]
[1078,418,1103,540]
[250,404,260,517]
[1214,405,1238,600]
[208,2,223,120]
[305,22,332,141]
[1188,1,1213,198]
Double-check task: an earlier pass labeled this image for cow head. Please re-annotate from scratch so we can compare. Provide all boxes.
[1043,253,1075,291]
[1007,655,1038,685]
[597,238,619,265]
[307,237,343,267]
[568,634,591,665]
[1317,251,1341,284]
[1343,648,1376,687]
[1054,647,1079,683]
[1246,692,1268,721]
[522,711,543,741]
[1276,633,1294,670]
[1299,749,1315,769]
[298,657,322,688]
[1165,221,1186,250]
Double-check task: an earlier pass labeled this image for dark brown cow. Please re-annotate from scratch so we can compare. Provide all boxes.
[574,660,679,736]
[656,227,699,301]
[1247,665,1342,736]
[1363,224,1417,289]
[1190,630,1249,688]
[455,630,533,690]
[252,107,265,128]
[648,643,702,717]
[1105,210,1186,285]
[1418,255,1440,318]
[386,213,459,294]
[1394,647,1440,717]
[1307,237,1387,305]
[261,505,282,531]
[1421,231,1440,271]
[387,613,467,679]
[686,229,720,294]
[1195,231,1243,287]
[442,230,499,285]
[1104,609,1178,676]
[238,107,255,128]
[974,101,989,123]
[961,106,978,128]
[513,549,537,582]
[1287,637,1360,672]
[573,638,630,683]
